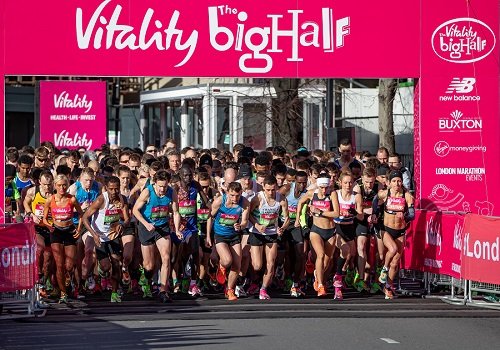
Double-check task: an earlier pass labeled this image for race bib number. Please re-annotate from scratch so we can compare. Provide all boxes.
[151,205,169,220]
[259,213,278,227]
[219,213,239,226]
[179,200,196,217]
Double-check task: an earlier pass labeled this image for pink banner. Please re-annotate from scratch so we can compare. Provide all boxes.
[419,0,500,215]
[3,0,420,77]
[461,213,500,284]
[39,81,107,150]
[0,223,38,292]
[404,210,464,278]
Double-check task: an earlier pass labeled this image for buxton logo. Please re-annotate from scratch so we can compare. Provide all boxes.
[438,110,482,132]
[431,18,496,63]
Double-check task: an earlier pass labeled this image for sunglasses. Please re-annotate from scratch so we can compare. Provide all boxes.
[146,149,157,153]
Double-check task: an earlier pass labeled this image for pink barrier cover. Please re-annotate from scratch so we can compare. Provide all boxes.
[404,210,464,278]
[0,223,38,292]
[461,213,500,285]
[39,81,107,150]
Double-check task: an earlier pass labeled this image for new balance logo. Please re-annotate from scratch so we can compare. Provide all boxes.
[439,77,480,102]
[446,77,476,94]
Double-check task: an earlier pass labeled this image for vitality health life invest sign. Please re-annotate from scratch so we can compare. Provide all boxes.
[39,81,107,150]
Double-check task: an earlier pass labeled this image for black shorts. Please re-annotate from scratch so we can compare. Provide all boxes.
[122,222,136,237]
[214,234,241,246]
[355,218,372,237]
[283,226,305,245]
[384,226,406,239]
[95,238,123,261]
[336,223,357,242]
[50,225,77,246]
[35,225,51,246]
[138,222,170,246]
[248,232,278,246]
[310,225,335,241]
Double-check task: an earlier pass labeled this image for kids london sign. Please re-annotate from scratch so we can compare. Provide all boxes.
[39,81,107,150]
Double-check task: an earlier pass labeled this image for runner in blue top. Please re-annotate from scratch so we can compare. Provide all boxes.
[133,170,182,303]
[68,167,102,295]
[207,181,250,301]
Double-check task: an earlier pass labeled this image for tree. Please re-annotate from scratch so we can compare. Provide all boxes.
[378,78,398,154]
[271,79,302,151]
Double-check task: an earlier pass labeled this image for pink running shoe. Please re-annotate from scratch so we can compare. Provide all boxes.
[259,288,271,300]
[334,287,343,300]
[333,274,343,288]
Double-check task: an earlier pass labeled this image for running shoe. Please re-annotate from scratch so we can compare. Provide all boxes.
[173,282,181,294]
[226,288,238,301]
[334,287,343,300]
[283,278,293,292]
[111,291,122,303]
[86,275,96,291]
[188,284,203,297]
[259,288,271,300]
[378,267,388,284]
[159,291,172,303]
[142,284,153,298]
[39,288,48,299]
[138,267,148,287]
[313,270,319,291]
[247,283,260,295]
[92,282,103,295]
[235,285,247,298]
[345,269,355,287]
[101,277,109,291]
[58,292,68,304]
[64,274,71,287]
[122,268,131,286]
[216,265,227,285]
[353,272,361,285]
[355,280,370,293]
[181,278,190,294]
[370,282,382,294]
[290,286,305,298]
[333,274,343,288]
[45,278,53,292]
[275,264,284,281]
[317,285,327,297]
[384,286,395,300]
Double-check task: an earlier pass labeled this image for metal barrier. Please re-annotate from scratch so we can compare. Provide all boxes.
[0,287,46,320]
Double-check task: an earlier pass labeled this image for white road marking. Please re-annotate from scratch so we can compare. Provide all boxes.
[380,338,400,344]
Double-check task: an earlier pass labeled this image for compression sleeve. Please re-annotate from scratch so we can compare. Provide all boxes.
[372,195,380,216]
[404,206,415,222]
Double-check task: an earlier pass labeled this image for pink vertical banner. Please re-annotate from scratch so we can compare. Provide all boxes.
[419,0,500,216]
[1,0,5,223]
[39,81,107,150]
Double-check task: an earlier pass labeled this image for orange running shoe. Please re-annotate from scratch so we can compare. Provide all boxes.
[226,288,238,301]
[317,285,327,297]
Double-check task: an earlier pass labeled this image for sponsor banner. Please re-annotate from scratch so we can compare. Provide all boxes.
[0,223,38,292]
[39,81,107,150]
[4,0,420,77]
[1,0,4,223]
[419,0,500,215]
[461,213,500,284]
[404,210,464,278]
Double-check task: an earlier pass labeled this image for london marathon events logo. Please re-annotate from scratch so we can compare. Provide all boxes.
[432,18,496,63]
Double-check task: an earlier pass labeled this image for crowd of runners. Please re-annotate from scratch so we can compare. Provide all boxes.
[4,138,415,303]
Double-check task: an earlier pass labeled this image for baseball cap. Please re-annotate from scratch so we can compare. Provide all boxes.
[199,154,213,168]
[297,146,310,157]
[237,164,253,179]
[241,146,255,159]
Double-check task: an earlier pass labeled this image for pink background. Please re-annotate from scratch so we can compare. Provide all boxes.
[461,214,500,284]
[1,0,499,225]
[39,81,107,150]
[419,0,499,216]
[404,210,464,278]
[3,0,420,78]
[0,224,37,292]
